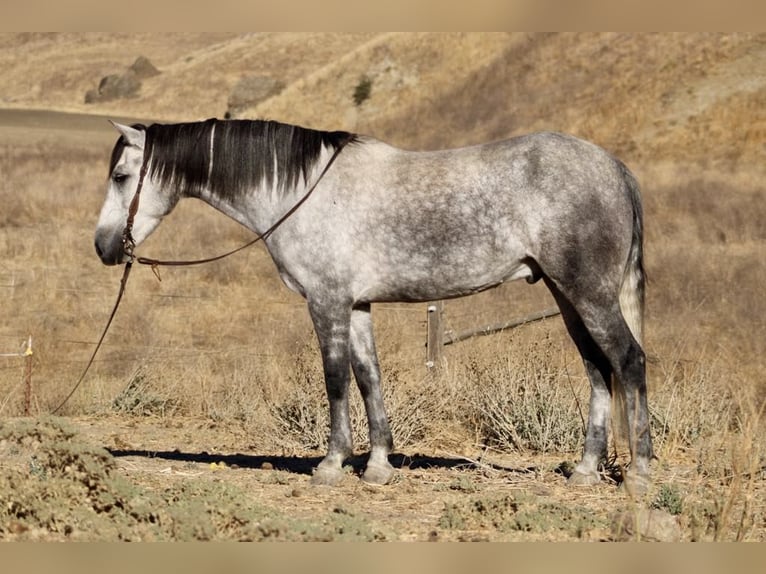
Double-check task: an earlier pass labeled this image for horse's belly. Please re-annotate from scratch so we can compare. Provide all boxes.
[358,258,535,303]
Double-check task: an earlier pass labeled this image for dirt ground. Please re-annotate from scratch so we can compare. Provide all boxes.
[1,414,695,542]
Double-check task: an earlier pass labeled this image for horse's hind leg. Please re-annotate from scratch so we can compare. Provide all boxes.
[350,304,395,485]
[308,301,354,486]
[581,308,652,492]
[544,278,613,486]
[545,277,652,492]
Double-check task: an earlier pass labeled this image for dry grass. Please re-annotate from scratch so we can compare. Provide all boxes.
[455,334,587,455]
[0,33,764,541]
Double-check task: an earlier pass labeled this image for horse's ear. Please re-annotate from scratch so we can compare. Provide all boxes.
[109,121,145,150]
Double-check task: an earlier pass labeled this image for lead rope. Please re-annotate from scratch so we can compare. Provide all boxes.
[50,260,133,414]
[51,137,349,414]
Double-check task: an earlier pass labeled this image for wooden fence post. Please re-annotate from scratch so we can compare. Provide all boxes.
[426,300,444,369]
[23,336,32,416]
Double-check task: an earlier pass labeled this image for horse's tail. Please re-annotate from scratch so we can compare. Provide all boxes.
[617,160,645,348]
[612,159,645,449]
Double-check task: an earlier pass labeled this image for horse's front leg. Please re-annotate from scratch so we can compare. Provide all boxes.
[350,304,394,485]
[308,301,354,486]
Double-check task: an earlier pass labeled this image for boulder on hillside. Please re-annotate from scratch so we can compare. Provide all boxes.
[226,75,285,117]
[130,56,161,80]
[84,56,160,104]
[85,72,141,103]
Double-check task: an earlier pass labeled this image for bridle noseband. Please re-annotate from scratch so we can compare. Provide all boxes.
[121,151,150,263]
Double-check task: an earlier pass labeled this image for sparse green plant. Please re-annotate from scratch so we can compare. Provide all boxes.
[439,491,602,537]
[352,74,372,107]
[449,474,482,493]
[652,484,683,515]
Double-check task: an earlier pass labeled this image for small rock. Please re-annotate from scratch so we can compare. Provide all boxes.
[260,461,274,470]
[85,71,140,103]
[8,521,28,535]
[227,75,285,116]
[130,56,160,79]
[611,508,682,542]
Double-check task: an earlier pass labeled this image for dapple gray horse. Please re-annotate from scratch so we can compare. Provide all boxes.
[95,119,652,492]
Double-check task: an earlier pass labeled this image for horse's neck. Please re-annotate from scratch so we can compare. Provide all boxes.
[191,170,312,237]
[191,142,339,236]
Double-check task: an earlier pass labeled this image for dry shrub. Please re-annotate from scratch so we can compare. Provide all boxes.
[264,347,328,451]
[111,366,182,417]
[685,387,764,541]
[648,344,765,541]
[264,344,450,453]
[456,335,587,455]
[649,351,740,455]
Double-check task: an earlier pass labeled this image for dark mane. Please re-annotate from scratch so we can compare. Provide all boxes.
[110,119,358,198]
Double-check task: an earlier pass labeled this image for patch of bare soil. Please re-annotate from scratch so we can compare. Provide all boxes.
[0,415,687,542]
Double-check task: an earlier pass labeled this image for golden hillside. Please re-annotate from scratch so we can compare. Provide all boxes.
[1,32,763,170]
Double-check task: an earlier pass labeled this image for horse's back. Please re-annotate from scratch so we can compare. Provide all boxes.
[345,131,635,248]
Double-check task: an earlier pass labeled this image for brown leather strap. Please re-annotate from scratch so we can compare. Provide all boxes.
[122,151,150,261]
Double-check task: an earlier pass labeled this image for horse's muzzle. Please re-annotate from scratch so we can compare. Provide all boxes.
[94,231,126,266]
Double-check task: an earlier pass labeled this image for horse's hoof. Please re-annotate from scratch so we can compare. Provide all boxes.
[310,466,345,487]
[361,461,395,485]
[621,471,651,497]
[567,470,601,486]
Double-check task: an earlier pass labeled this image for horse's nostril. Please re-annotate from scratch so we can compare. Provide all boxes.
[94,235,123,266]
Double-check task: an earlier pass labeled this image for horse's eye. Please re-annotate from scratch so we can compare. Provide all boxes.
[112,173,128,184]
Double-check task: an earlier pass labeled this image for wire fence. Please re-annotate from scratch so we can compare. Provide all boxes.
[1,256,559,417]
[425,300,561,369]
[0,335,33,415]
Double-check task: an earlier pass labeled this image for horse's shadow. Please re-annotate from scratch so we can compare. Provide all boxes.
[106,447,541,478]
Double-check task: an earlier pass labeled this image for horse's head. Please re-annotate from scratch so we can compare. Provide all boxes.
[94,122,179,265]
